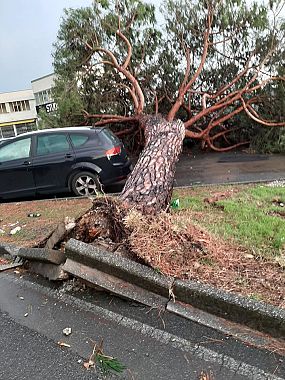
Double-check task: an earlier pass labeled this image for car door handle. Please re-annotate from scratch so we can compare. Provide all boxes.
[65,153,73,159]
[22,161,31,166]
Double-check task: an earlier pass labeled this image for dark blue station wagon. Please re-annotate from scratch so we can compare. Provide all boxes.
[0,127,132,199]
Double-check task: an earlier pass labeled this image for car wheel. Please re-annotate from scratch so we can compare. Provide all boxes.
[71,171,100,197]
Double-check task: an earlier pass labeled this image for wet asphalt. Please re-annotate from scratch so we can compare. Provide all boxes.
[0,271,284,380]
[174,152,285,187]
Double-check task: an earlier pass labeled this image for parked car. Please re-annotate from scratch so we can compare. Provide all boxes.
[0,127,132,199]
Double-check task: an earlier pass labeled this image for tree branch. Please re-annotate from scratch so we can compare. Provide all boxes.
[167,6,213,121]
[240,96,285,127]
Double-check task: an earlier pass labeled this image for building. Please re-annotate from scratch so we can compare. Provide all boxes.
[31,73,57,114]
[0,73,57,141]
[0,89,37,139]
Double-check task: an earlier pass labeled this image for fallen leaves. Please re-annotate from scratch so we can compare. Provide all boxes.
[199,370,213,380]
[57,341,71,348]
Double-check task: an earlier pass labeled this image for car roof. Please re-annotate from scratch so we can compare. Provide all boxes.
[1,126,105,142]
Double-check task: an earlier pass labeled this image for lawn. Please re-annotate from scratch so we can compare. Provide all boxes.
[173,184,285,260]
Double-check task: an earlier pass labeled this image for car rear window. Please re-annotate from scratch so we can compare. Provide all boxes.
[69,133,89,148]
[97,128,121,147]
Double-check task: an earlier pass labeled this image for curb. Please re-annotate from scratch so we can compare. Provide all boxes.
[65,238,285,339]
[64,238,173,298]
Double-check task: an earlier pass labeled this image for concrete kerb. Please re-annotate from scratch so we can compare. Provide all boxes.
[173,279,285,338]
[65,238,285,339]
[64,239,174,298]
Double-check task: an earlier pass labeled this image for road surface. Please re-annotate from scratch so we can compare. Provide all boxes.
[0,270,284,380]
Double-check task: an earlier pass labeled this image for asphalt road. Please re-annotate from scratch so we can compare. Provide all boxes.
[0,271,284,380]
[174,152,285,187]
[0,310,100,380]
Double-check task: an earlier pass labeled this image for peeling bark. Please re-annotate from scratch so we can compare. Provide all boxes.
[120,115,185,214]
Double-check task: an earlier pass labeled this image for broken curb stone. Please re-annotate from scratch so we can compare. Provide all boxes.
[44,218,75,250]
[29,262,69,281]
[18,247,66,265]
[0,243,20,258]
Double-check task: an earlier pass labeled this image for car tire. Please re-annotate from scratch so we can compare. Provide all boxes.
[71,171,100,197]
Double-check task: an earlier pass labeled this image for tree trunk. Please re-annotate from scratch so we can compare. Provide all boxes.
[120,115,185,214]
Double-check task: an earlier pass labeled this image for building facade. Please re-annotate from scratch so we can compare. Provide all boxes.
[0,73,57,141]
[31,73,57,114]
[0,89,37,139]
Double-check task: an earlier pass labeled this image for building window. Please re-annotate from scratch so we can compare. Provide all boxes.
[1,126,16,138]
[34,89,53,106]
[0,103,7,114]
[16,122,37,135]
[9,100,30,112]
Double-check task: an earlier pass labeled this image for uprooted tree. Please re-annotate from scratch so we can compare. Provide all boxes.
[50,0,285,152]
[49,0,284,221]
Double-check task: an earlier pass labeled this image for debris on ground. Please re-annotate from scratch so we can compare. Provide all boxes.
[267,180,285,188]
[204,189,238,204]
[10,226,22,235]
[62,327,72,336]
[0,258,9,266]
[27,213,41,218]
[1,190,284,308]
[57,341,71,348]
[83,338,126,374]
[63,197,285,308]
[199,371,213,380]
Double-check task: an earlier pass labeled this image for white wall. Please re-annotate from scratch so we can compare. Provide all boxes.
[0,89,37,124]
[31,73,56,93]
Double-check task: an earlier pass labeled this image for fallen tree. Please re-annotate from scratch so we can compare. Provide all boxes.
[49,1,285,254]
[51,0,285,153]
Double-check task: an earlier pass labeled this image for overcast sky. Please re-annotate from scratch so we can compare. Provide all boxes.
[0,0,92,93]
[1,1,282,94]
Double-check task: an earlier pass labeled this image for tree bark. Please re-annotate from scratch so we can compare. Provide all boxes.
[120,115,185,214]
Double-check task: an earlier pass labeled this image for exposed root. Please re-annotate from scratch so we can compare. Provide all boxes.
[70,197,129,244]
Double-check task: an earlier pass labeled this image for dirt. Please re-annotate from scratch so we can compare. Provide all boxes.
[203,189,240,204]
[0,198,92,247]
[0,257,9,265]
[0,196,284,308]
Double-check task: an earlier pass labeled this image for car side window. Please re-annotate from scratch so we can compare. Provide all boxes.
[69,133,89,148]
[0,138,31,163]
[36,134,70,156]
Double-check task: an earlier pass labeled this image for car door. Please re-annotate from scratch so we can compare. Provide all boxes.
[0,137,35,198]
[32,132,75,194]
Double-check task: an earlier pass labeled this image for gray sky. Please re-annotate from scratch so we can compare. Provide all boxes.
[0,0,92,93]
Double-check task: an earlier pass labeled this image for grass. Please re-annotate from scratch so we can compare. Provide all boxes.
[1,184,284,259]
[174,184,285,259]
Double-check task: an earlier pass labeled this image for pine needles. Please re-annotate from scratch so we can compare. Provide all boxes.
[83,338,126,375]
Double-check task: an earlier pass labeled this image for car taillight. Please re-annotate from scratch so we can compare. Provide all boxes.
[105,145,121,157]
